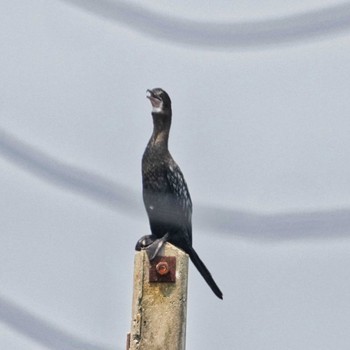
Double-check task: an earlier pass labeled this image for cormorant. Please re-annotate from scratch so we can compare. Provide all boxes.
[137,87,223,299]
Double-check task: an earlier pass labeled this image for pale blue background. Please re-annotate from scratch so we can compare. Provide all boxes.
[1,1,350,349]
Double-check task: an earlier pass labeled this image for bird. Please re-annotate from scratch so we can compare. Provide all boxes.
[137,87,223,299]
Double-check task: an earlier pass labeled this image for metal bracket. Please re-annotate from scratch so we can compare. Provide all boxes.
[149,256,176,283]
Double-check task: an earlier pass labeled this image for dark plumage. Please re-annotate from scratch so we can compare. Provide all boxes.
[141,87,223,299]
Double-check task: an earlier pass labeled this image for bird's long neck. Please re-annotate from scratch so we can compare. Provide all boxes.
[149,111,172,149]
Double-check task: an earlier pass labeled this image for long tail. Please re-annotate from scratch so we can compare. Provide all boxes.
[188,247,223,299]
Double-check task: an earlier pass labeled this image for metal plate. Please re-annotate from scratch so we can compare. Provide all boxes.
[149,256,176,283]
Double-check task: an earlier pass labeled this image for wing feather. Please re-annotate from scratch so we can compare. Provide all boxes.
[166,161,193,245]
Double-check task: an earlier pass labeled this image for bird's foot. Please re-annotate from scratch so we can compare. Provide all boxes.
[135,235,158,251]
[135,233,169,261]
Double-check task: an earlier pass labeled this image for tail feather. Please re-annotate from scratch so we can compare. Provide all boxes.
[188,247,223,299]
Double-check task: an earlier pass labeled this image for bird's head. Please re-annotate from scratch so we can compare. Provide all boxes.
[146,88,171,114]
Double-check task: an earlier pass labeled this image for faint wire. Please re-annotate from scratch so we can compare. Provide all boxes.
[0,295,114,350]
[197,205,350,240]
[0,128,141,214]
[1,128,350,240]
[60,0,350,48]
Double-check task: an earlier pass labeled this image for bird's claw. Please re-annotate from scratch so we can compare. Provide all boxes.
[135,233,169,261]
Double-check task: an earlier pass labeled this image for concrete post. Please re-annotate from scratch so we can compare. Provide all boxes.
[128,243,188,350]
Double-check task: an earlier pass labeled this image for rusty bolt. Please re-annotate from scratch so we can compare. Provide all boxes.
[156,261,169,276]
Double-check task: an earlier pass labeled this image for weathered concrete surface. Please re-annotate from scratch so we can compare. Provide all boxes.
[129,243,188,350]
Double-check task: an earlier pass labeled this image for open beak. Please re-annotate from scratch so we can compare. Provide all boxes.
[146,89,161,107]
[146,89,153,99]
